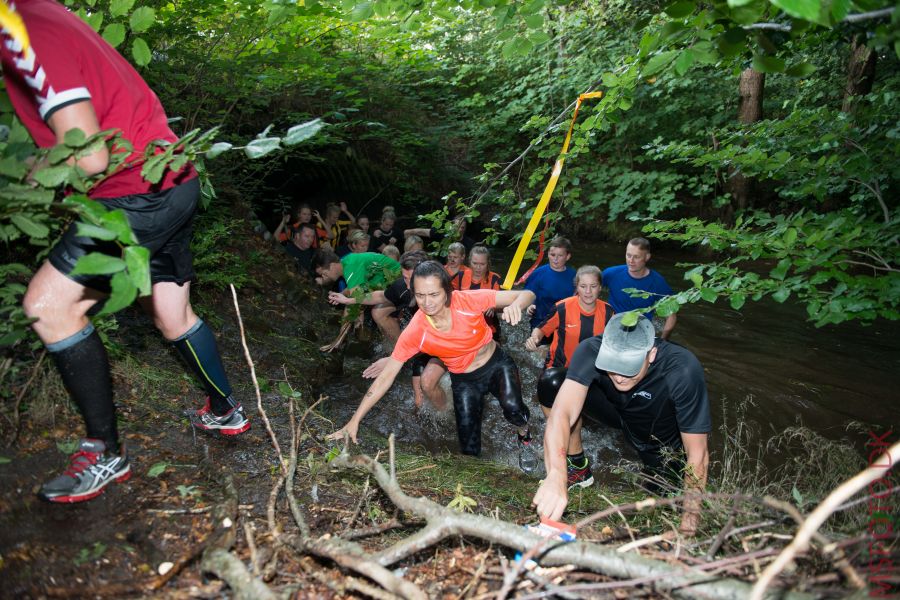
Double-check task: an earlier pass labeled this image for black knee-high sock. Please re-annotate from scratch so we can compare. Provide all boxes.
[47,323,119,454]
[170,319,235,415]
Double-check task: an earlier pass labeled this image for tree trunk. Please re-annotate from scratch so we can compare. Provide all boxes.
[726,68,765,215]
[842,35,877,113]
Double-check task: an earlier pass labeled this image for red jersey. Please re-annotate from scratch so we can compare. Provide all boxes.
[0,0,194,198]
[539,296,614,368]
[392,290,497,373]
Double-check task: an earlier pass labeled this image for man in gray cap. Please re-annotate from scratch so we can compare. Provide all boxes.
[532,312,710,535]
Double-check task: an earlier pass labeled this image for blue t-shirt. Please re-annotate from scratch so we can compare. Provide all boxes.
[524,264,576,328]
[602,264,673,316]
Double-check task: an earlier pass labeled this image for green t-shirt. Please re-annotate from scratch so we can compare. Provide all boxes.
[341,252,401,290]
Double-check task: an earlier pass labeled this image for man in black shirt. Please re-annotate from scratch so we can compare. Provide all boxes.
[283,223,317,276]
[533,313,710,535]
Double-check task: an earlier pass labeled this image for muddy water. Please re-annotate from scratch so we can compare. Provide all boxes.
[320,240,900,479]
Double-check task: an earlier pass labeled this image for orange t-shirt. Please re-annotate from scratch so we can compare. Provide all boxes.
[392,290,498,373]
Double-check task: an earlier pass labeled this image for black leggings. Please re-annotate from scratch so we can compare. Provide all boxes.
[449,346,529,456]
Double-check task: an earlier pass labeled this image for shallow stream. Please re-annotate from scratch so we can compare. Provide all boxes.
[320,240,900,481]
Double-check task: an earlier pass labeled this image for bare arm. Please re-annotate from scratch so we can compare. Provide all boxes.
[403,227,431,238]
[273,214,290,238]
[339,201,356,224]
[46,100,109,176]
[661,313,677,340]
[679,432,709,536]
[532,379,589,520]
[328,290,387,306]
[495,289,535,325]
[326,357,405,443]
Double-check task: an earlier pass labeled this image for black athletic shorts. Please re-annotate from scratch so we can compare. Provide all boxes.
[49,177,200,293]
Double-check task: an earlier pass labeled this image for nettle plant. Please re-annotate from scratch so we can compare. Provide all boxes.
[0,116,325,346]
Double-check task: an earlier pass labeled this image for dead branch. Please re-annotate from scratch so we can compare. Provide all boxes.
[320,321,353,352]
[229,284,284,472]
[750,439,900,600]
[7,349,45,447]
[331,451,815,600]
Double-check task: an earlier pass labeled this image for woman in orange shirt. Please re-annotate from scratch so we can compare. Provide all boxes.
[328,261,538,471]
[525,265,613,488]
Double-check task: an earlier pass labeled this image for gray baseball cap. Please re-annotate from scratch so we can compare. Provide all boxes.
[595,313,656,376]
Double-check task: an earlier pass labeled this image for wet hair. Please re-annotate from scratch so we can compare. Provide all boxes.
[574,265,602,287]
[447,242,466,257]
[400,250,429,271]
[629,237,651,252]
[382,245,400,261]
[312,248,341,271]
[410,260,453,307]
[549,236,572,254]
[404,235,424,252]
[469,245,490,269]
[348,229,370,246]
[297,222,317,235]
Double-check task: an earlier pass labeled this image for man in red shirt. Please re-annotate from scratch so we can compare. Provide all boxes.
[1,0,249,503]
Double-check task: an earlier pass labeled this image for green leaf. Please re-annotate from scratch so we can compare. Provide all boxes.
[730,294,746,310]
[620,311,639,327]
[31,165,70,187]
[522,14,543,28]
[244,137,281,159]
[124,245,151,296]
[792,486,803,505]
[206,142,233,158]
[70,252,126,276]
[664,1,696,19]
[501,36,533,59]
[83,11,103,32]
[102,209,139,244]
[700,288,717,302]
[10,214,49,238]
[674,49,694,76]
[102,22,126,48]
[829,0,850,22]
[0,456,11,464]
[769,0,824,24]
[726,0,755,6]
[751,54,785,73]
[131,37,152,66]
[147,461,169,477]
[283,119,325,146]
[785,62,817,77]
[75,222,118,241]
[772,287,791,303]
[770,257,791,280]
[782,227,797,245]
[278,381,293,397]
[643,51,678,77]
[109,0,135,18]
[98,271,137,315]
[129,6,156,32]
[64,128,87,147]
[349,2,374,21]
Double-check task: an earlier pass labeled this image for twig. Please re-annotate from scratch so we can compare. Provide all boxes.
[389,433,396,482]
[342,518,422,541]
[599,493,636,544]
[8,349,46,446]
[750,440,900,600]
[243,520,260,577]
[616,534,667,553]
[319,321,352,352]
[229,284,284,473]
[706,499,740,560]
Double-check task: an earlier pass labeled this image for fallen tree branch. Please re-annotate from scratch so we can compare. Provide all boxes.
[750,440,900,600]
[320,321,353,353]
[330,451,815,600]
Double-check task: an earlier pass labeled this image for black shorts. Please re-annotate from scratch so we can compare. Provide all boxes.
[49,177,200,293]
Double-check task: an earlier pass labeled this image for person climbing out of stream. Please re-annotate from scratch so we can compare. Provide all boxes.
[533,313,710,536]
[327,260,539,472]
[444,242,472,290]
[524,265,614,489]
[1,0,250,503]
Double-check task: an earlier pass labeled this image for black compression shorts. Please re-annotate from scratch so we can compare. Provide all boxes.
[49,177,200,293]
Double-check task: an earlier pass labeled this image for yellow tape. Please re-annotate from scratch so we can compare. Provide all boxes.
[501,91,603,289]
[0,1,29,52]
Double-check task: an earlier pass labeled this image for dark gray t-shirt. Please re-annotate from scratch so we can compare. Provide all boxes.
[566,337,711,456]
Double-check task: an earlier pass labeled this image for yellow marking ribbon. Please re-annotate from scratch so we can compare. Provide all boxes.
[0,1,29,52]
[501,91,603,289]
